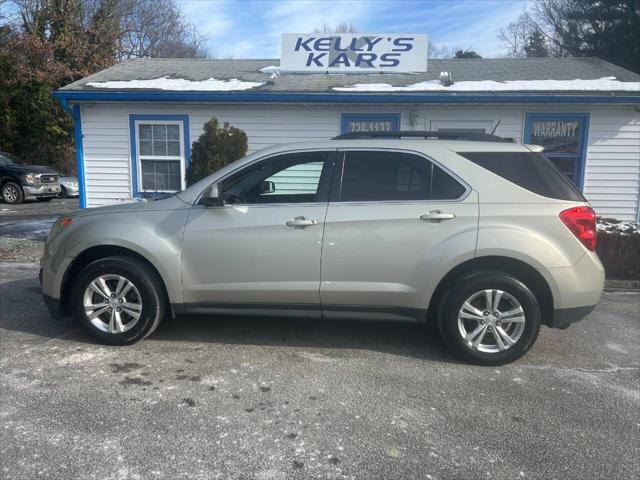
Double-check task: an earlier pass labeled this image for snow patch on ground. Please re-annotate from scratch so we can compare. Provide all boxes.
[334,76,640,92]
[86,76,264,91]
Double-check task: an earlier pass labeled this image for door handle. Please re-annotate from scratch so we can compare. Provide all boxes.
[284,216,318,228]
[420,210,456,222]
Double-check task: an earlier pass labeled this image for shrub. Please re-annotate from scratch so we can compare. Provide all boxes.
[185,118,248,186]
[596,218,640,280]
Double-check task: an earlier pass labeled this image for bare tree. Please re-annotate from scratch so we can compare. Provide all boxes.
[117,0,207,58]
[4,0,208,59]
[314,22,357,34]
[498,13,533,58]
[428,41,455,59]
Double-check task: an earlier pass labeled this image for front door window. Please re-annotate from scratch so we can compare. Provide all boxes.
[219,152,332,204]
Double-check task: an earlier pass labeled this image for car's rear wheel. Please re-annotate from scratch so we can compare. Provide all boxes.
[1,182,24,204]
[438,272,541,365]
[71,256,165,345]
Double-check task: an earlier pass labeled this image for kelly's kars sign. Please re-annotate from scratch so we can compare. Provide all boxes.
[281,33,428,73]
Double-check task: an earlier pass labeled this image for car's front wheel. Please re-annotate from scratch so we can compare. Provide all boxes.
[71,256,165,345]
[58,186,68,198]
[1,182,24,204]
[438,272,541,365]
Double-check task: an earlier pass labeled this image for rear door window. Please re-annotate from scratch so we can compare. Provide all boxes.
[338,151,466,202]
[458,151,585,201]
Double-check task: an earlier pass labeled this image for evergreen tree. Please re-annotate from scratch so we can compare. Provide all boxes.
[186,119,248,187]
[0,0,208,173]
[454,49,482,59]
[500,0,640,72]
[524,29,549,57]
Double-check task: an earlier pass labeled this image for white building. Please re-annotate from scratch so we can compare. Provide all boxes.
[54,57,640,220]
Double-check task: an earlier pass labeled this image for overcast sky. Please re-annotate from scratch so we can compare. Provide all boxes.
[178,0,529,59]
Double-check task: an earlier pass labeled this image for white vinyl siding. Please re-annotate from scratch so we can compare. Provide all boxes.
[78,103,640,220]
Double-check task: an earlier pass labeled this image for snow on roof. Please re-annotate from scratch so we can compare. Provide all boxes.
[334,77,640,93]
[259,65,280,74]
[85,76,264,91]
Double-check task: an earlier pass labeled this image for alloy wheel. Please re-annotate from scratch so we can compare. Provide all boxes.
[457,289,526,353]
[83,274,143,334]
[2,184,18,203]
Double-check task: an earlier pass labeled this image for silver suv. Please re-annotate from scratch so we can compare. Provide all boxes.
[40,132,604,365]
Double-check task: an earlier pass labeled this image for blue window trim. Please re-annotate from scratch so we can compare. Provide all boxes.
[340,113,401,134]
[523,112,590,190]
[128,114,190,198]
[53,90,640,105]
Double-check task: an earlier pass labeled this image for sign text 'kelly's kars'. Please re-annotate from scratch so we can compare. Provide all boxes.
[281,33,427,73]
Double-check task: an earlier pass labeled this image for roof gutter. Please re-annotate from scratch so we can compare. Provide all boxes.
[52,90,640,105]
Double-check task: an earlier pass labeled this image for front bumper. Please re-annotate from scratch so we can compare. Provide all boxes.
[39,268,65,319]
[24,184,61,199]
[61,183,79,196]
[40,243,73,320]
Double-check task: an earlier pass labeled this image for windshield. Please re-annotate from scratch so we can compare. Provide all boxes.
[0,152,23,166]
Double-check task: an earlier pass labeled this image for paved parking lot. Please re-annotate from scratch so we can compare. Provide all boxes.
[1,257,638,479]
[0,199,79,263]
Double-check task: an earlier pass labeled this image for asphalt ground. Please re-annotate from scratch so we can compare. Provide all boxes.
[0,260,639,480]
[1,198,639,479]
[0,199,80,263]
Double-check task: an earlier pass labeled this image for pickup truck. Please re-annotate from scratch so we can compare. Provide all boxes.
[0,151,61,204]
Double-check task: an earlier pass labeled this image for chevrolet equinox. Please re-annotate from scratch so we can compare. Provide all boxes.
[40,132,604,365]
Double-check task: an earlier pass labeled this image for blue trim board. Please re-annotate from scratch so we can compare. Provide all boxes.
[72,105,87,209]
[340,113,401,134]
[523,112,590,190]
[53,90,640,105]
[57,99,87,208]
[128,114,190,198]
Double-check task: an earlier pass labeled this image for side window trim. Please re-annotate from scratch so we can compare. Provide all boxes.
[216,150,337,206]
[334,148,471,204]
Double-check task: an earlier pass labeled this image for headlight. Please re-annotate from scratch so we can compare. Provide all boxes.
[24,173,38,185]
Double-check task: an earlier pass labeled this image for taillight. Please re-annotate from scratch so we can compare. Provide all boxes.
[559,206,596,251]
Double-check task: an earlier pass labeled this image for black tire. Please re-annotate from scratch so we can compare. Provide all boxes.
[438,272,541,365]
[37,197,54,202]
[59,186,68,198]
[1,182,24,204]
[71,256,166,345]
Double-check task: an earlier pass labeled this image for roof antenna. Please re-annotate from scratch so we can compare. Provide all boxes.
[490,119,501,136]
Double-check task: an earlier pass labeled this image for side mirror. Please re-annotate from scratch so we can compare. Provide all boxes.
[197,184,226,207]
[198,195,226,207]
[260,180,275,194]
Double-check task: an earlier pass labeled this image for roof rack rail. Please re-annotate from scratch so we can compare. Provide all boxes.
[332,130,512,142]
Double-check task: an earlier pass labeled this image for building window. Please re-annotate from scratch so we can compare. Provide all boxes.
[341,113,400,134]
[129,115,189,197]
[523,113,589,189]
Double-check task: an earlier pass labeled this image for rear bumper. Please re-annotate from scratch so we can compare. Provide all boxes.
[550,304,597,329]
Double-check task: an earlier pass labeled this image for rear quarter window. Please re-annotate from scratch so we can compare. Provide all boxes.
[457,151,585,202]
